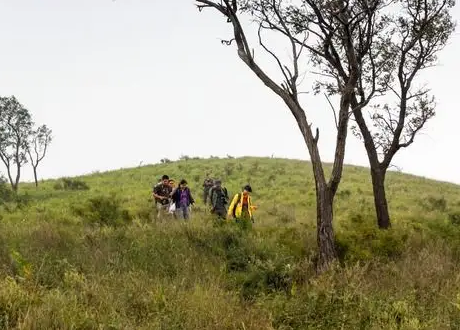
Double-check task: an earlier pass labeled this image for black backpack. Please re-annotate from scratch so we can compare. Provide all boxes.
[210,186,229,205]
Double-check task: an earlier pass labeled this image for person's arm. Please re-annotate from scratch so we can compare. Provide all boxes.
[169,188,177,203]
[208,189,214,208]
[189,189,195,205]
[152,186,166,200]
[208,187,216,208]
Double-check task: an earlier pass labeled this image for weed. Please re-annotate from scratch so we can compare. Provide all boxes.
[72,194,131,227]
[54,178,89,191]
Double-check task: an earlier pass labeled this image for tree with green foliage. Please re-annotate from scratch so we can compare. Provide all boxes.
[27,124,52,187]
[0,96,33,192]
[346,0,456,229]
[196,0,379,272]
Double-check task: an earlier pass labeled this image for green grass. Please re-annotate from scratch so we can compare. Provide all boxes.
[1,156,460,329]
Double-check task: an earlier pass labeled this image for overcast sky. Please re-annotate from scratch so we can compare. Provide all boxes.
[0,1,459,185]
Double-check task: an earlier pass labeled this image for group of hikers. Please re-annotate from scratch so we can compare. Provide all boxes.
[152,174,257,222]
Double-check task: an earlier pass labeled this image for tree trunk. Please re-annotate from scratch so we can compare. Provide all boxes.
[5,167,16,192]
[315,183,337,273]
[33,166,38,188]
[14,162,21,193]
[351,97,392,229]
[370,166,391,229]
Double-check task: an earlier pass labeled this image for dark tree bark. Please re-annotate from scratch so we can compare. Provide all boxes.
[370,166,389,229]
[3,159,16,192]
[33,166,38,188]
[315,183,336,272]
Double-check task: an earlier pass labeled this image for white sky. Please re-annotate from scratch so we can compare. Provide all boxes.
[0,0,459,184]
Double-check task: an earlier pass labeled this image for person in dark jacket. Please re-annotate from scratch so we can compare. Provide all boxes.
[171,179,195,220]
[203,173,214,205]
[208,179,229,220]
[152,175,173,221]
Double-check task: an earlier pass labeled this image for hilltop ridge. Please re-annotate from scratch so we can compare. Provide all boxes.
[1,157,460,329]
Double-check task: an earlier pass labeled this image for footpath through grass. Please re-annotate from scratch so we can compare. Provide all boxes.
[1,157,460,329]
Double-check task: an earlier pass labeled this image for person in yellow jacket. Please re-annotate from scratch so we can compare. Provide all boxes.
[227,185,257,222]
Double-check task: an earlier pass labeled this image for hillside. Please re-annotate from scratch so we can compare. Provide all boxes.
[1,157,460,329]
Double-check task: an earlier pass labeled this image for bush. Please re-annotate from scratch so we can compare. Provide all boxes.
[422,196,447,212]
[54,178,89,191]
[240,259,293,301]
[448,210,460,226]
[72,194,131,227]
[0,175,14,203]
[335,219,408,263]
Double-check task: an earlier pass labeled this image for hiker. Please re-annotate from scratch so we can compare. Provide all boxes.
[227,185,257,222]
[171,179,195,220]
[167,179,177,218]
[203,174,214,205]
[208,179,229,220]
[169,179,176,190]
[152,175,173,221]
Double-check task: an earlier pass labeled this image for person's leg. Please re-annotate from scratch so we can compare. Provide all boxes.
[203,189,208,205]
[174,204,182,220]
[216,208,226,221]
[152,202,158,222]
[183,206,190,220]
[156,203,163,221]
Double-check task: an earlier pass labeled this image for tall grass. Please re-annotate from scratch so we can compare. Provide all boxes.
[1,157,460,329]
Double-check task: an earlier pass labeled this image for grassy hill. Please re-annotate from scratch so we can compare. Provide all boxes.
[1,156,460,329]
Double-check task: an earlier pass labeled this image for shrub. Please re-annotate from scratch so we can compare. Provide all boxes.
[0,175,14,203]
[337,189,352,199]
[335,219,408,263]
[72,194,131,227]
[448,210,460,226]
[422,196,447,212]
[54,178,89,191]
[225,163,235,176]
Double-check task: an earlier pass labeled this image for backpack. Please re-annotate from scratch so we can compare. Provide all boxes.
[210,186,229,206]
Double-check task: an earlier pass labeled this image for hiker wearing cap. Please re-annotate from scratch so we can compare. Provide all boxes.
[152,175,173,221]
[227,185,257,222]
[202,173,214,205]
[171,179,195,220]
[208,179,229,220]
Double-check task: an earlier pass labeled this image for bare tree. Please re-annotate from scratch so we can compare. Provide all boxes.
[27,125,52,187]
[0,96,33,192]
[196,0,380,272]
[344,0,456,228]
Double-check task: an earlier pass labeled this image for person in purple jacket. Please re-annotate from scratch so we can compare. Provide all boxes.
[171,179,195,220]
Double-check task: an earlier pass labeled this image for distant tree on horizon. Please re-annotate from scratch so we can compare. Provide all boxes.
[0,95,53,191]
[0,96,33,192]
[27,124,52,187]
